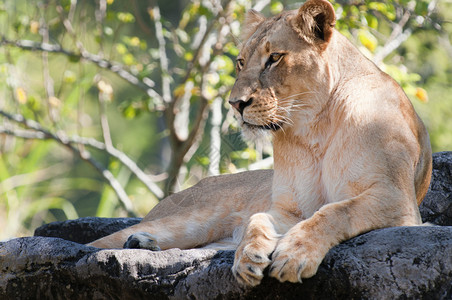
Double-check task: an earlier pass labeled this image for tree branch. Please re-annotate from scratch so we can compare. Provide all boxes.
[0,37,164,106]
[373,0,438,65]
[169,0,233,113]
[0,119,164,199]
[0,163,70,195]
[131,0,153,36]
[39,8,59,123]
[150,5,171,104]
[208,97,222,176]
[0,110,137,216]
[163,0,234,193]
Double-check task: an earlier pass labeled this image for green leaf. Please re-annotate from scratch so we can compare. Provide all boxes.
[117,12,135,23]
[215,55,234,74]
[365,15,378,29]
[219,74,236,87]
[225,43,239,56]
[116,43,127,55]
[122,53,135,65]
[68,54,81,63]
[184,52,194,61]
[63,70,77,84]
[270,2,284,14]
[358,29,377,52]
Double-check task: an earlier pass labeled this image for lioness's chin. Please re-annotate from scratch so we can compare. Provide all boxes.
[241,127,268,142]
[240,122,279,142]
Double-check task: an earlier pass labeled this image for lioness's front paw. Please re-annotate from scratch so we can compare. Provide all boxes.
[269,234,324,283]
[232,243,273,287]
[123,232,161,251]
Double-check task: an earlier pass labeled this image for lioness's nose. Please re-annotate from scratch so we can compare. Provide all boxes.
[228,98,253,115]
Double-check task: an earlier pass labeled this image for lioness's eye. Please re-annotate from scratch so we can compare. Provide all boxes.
[236,59,245,71]
[265,53,284,69]
[269,53,283,63]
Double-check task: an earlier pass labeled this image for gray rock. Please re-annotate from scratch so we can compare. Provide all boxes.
[419,151,452,226]
[1,151,452,299]
[34,217,142,244]
[1,227,452,299]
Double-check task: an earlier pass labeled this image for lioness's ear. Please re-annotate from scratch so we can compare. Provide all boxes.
[293,0,336,44]
[240,9,265,42]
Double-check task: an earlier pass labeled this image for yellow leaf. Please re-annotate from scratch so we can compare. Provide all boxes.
[204,86,218,99]
[49,96,61,108]
[97,80,114,102]
[15,87,27,104]
[130,37,140,47]
[148,8,154,20]
[134,63,143,72]
[97,80,113,94]
[107,0,114,4]
[116,43,127,55]
[184,52,194,62]
[270,2,284,14]
[358,30,377,52]
[191,87,200,96]
[415,87,429,103]
[30,21,39,34]
[122,53,135,65]
[173,84,186,98]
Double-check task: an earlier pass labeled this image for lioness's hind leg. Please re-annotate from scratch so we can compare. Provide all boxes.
[123,232,161,251]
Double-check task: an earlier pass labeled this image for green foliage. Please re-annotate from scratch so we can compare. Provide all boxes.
[0,0,450,239]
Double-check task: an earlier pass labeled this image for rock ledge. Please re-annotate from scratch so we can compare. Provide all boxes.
[1,152,451,299]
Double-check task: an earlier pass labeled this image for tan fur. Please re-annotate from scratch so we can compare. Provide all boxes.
[88,0,432,287]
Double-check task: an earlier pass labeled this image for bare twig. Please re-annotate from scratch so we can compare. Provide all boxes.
[163,0,234,193]
[0,37,164,106]
[0,110,136,216]
[373,0,438,64]
[0,163,70,194]
[131,0,152,35]
[68,0,77,23]
[96,80,114,150]
[38,6,59,123]
[208,97,222,176]
[95,0,107,56]
[373,6,413,65]
[0,122,164,199]
[253,0,270,11]
[173,81,193,141]
[149,5,171,104]
[170,0,233,111]
[373,28,413,65]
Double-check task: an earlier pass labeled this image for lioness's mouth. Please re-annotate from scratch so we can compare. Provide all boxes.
[243,121,283,131]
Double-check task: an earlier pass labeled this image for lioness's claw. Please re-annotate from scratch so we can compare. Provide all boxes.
[232,253,271,287]
[269,254,304,283]
[232,241,276,286]
[232,263,264,287]
[269,232,323,283]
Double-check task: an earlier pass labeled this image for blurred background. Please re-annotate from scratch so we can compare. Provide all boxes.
[0,0,450,239]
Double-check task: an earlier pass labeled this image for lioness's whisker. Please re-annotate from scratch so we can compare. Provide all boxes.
[277,91,317,102]
[271,114,294,126]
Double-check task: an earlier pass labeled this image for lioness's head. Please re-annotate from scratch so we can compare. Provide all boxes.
[229,0,336,140]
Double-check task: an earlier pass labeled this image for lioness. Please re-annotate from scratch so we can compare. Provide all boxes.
[88,0,432,286]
